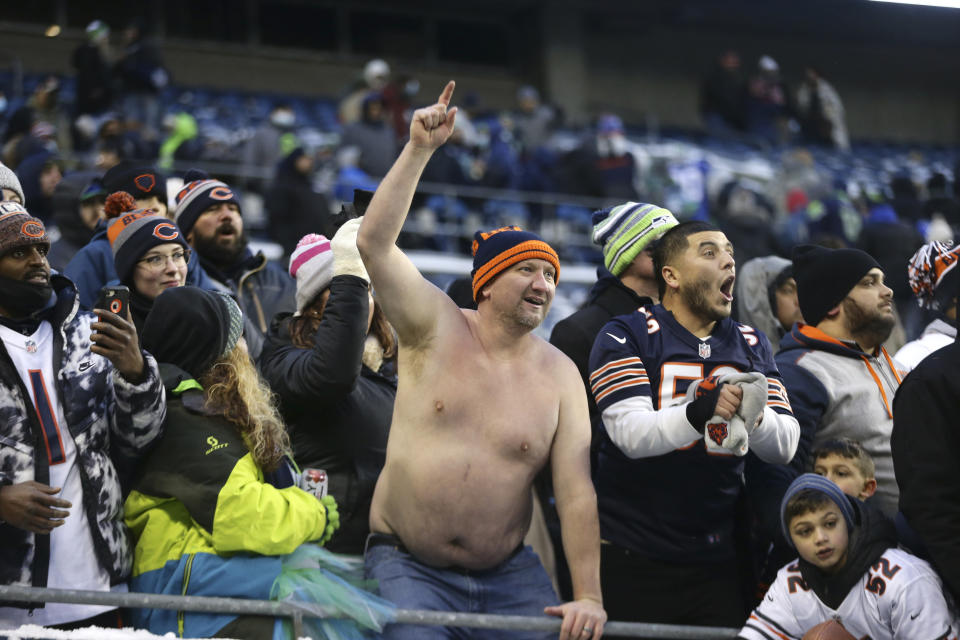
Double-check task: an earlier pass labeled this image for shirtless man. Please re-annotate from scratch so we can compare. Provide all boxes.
[358,82,606,640]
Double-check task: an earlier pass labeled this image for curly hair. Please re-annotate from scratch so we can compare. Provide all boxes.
[200,343,291,472]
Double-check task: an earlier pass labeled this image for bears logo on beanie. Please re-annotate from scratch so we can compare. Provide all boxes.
[471,226,560,302]
[780,473,857,548]
[592,202,678,277]
[102,161,167,206]
[289,233,334,316]
[174,174,241,238]
[105,192,189,285]
[792,245,881,326]
[0,201,48,255]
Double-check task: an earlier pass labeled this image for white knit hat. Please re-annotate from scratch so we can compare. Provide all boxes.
[289,233,334,316]
[0,161,25,205]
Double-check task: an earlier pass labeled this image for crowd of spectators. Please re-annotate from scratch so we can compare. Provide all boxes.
[1,21,960,640]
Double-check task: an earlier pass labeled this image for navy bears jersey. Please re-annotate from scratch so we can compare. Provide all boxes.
[588,304,797,563]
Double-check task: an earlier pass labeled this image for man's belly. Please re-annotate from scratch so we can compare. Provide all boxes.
[369,453,537,570]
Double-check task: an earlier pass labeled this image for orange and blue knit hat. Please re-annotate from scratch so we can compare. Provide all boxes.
[470,226,560,301]
[908,241,960,311]
[0,201,47,255]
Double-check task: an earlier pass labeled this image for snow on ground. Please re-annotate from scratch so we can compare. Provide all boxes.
[0,625,272,640]
[0,626,316,640]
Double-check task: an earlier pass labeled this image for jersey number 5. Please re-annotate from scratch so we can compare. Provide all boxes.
[659,363,740,408]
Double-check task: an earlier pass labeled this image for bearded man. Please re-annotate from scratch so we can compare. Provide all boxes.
[173,171,295,361]
[775,244,903,516]
[587,221,799,626]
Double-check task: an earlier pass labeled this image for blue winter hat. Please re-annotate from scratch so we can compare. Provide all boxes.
[780,473,856,547]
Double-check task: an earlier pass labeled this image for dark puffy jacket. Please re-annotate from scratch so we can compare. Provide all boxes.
[0,275,165,601]
[199,249,296,364]
[549,266,652,461]
[260,275,396,554]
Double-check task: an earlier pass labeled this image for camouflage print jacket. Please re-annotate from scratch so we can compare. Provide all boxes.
[0,275,166,602]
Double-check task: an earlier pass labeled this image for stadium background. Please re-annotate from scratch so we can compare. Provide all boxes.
[0,0,958,339]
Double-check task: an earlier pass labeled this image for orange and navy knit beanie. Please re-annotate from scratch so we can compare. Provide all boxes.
[105,192,189,285]
[173,169,241,237]
[0,201,47,256]
[908,241,960,311]
[470,226,560,302]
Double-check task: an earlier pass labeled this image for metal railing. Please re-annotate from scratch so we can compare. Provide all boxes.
[0,585,740,639]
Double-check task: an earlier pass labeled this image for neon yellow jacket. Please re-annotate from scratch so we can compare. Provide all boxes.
[123,369,327,637]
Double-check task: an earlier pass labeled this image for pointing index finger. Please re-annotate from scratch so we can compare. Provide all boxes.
[437,80,455,107]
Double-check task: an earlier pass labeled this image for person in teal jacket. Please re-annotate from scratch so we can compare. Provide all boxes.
[129,286,391,639]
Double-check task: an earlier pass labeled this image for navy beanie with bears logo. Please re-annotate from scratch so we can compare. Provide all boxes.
[173,169,241,238]
[102,161,167,205]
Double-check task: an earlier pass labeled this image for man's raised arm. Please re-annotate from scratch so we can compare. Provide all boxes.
[357,81,458,345]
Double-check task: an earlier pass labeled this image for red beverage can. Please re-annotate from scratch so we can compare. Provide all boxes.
[300,468,328,499]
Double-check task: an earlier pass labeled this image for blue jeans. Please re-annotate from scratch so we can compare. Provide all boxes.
[364,537,560,639]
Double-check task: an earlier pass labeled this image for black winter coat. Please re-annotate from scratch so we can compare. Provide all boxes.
[892,340,960,603]
[260,275,396,555]
[549,267,652,443]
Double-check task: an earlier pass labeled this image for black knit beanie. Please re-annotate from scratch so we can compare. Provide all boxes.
[141,286,244,379]
[102,161,167,205]
[792,245,881,326]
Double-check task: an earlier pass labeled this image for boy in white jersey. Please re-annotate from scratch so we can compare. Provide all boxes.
[739,474,958,639]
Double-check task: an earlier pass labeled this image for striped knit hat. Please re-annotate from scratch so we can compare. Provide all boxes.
[289,233,334,316]
[0,161,25,205]
[780,473,857,547]
[471,226,560,301]
[908,241,960,311]
[173,174,241,237]
[107,195,189,285]
[0,201,47,255]
[592,202,678,277]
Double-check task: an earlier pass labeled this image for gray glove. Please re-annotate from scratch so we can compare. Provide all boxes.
[331,217,369,282]
[704,414,749,456]
[730,372,767,434]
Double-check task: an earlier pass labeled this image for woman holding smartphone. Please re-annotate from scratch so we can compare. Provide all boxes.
[103,191,190,333]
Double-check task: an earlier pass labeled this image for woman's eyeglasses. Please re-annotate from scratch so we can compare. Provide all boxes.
[137,249,190,271]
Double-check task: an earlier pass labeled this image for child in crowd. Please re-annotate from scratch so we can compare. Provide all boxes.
[739,474,958,639]
[812,438,877,502]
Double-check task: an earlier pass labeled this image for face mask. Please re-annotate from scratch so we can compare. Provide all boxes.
[0,97,7,114]
[0,274,53,319]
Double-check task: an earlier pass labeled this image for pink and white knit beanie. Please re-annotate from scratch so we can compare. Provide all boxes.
[289,233,334,316]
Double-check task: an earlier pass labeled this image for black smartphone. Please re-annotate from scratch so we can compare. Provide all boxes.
[96,285,130,317]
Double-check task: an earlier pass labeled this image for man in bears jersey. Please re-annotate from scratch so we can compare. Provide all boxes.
[588,220,799,625]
